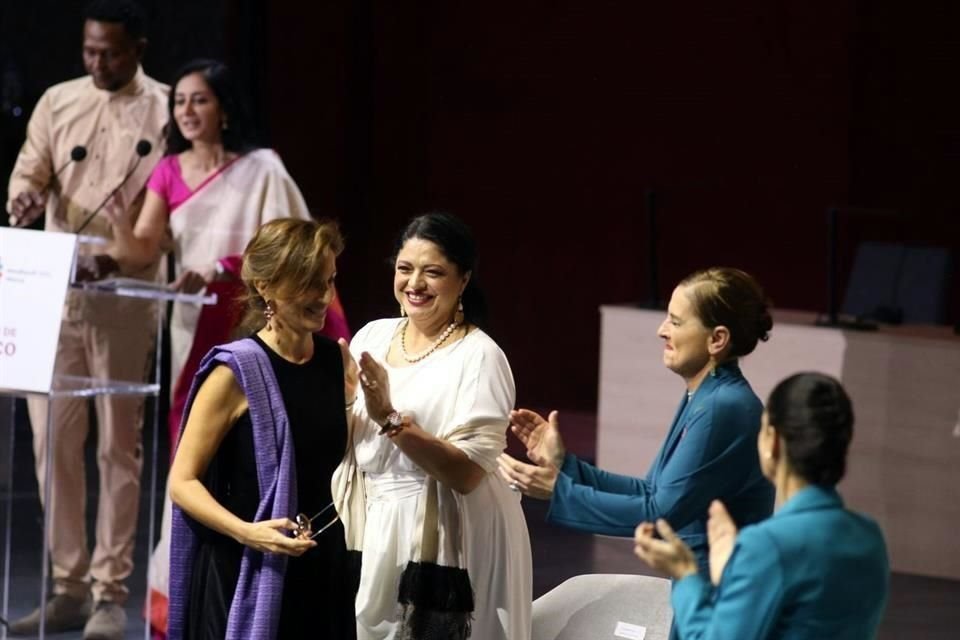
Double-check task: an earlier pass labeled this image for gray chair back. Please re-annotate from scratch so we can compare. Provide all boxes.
[531,573,672,640]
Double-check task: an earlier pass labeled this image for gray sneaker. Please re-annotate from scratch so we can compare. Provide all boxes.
[83,600,127,640]
[8,592,92,635]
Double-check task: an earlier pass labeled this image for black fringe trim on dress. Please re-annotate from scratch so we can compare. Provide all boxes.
[396,561,474,640]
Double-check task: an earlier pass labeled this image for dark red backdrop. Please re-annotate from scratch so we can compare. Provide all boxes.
[260,1,959,411]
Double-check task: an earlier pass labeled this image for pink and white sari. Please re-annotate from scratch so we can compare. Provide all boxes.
[164,148,349,447]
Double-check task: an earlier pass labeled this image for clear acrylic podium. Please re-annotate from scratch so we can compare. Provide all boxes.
[0,232,216,639]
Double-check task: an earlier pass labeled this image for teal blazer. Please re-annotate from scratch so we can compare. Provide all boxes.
[672,485,889,640]
[547,361,774,573]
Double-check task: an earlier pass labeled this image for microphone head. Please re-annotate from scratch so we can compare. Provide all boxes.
[135,140,152,157]
[71,145,88,162]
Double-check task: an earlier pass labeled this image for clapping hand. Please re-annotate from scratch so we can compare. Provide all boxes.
[633,519,698,581]
[496,409,567,500]
[510,409,566,467]
[497,452,559,499]
[358,352,393,425]
[707,500,738,585]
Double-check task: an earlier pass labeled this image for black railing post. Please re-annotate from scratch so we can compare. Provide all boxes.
[826,205,839,326]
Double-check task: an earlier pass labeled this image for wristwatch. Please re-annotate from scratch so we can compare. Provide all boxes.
[380,411,403,430]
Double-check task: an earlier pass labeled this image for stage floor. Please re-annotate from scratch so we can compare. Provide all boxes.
[1,404,956,639]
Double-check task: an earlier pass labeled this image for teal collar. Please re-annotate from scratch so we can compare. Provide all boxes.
[777,484,843,517]
[689,359,743,399]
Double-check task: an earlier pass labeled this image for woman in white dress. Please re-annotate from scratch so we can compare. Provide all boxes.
[337,212,532,640]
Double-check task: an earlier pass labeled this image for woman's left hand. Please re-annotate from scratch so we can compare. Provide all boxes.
[358,352,393,424]
[497,453,558,500]
[634,519,698,581]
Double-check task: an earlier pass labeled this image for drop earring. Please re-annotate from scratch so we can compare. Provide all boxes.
[399,303,406,318]
[454,297,464,325]
[264,301,276,331]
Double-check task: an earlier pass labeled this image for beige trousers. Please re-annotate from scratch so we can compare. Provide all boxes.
[26,319,154,604]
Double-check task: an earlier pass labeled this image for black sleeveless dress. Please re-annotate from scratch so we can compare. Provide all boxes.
[183,334,356,639]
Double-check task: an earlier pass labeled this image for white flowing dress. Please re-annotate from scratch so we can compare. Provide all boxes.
[349,318,532,640]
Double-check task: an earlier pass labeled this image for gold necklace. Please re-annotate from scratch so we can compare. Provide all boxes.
[400,318,460,363]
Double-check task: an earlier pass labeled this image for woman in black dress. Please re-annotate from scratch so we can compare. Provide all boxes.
[168,218,357,639]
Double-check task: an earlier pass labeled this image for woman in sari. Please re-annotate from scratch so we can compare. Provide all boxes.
[104,58,349,635]
[107,57,349,447]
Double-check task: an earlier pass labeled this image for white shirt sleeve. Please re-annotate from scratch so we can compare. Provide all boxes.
[447,334,516,472]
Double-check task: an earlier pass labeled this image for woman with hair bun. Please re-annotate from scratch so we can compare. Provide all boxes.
[635,372,889,639]
[499,268,776,591]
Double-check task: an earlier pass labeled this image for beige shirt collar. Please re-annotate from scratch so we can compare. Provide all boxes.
[88,65,147,99]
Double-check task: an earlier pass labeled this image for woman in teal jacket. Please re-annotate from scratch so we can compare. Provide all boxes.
[635,373,889,639]
[499,267,775,576]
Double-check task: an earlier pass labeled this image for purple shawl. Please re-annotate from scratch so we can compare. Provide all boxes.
[168,338,297,640]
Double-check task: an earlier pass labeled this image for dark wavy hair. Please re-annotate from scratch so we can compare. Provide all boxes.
[83,0,146,40]
[767,372,854,486]
[163,59,257,156]
[680,267,773,359]
[392,212,488,328]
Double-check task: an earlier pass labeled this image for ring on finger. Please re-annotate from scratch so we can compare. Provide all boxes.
[509,481,520,492]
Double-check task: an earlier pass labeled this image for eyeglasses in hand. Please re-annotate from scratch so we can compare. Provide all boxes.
[292,501,339,540]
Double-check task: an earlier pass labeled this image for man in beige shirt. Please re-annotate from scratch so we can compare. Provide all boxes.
[5,1,168,638]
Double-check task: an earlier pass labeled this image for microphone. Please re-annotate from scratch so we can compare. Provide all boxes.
[53,145,88,177]
[74,140,152,234]
[7,145,88,227]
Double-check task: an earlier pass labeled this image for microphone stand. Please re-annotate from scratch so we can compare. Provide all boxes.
[74,156,144,234]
